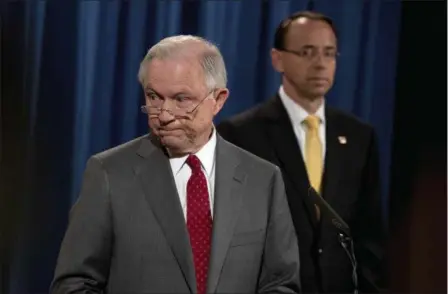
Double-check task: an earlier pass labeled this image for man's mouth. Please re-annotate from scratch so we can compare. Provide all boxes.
[158,128,182,136]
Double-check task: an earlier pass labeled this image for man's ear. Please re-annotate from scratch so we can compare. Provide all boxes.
[212,88,229,115]
[271,48,284,73]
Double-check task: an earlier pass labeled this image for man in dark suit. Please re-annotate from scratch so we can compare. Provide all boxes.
[217,11,386,293]
[51,35,301,294]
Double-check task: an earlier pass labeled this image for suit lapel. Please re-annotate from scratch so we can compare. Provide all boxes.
[263,97,318,229]
[321,108,344,208]
[207,136,245,294]
[134,136,196,293]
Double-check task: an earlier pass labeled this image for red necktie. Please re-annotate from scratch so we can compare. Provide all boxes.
[186,154,212,294]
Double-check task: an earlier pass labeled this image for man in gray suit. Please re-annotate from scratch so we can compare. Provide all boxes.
[50,35,301,294]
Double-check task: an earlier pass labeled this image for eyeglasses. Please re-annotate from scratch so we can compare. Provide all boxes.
[140,89,215,118]
[280,47,339,62]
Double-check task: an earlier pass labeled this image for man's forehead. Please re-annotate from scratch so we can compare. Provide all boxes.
[145,60,203,93]
[149,56,203,74]
[144,84,195,96]
[149,57,189,68]
[148,57,195,75]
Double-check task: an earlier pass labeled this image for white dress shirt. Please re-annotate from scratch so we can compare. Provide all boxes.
[278,86,326,163]
[169,128,217,221]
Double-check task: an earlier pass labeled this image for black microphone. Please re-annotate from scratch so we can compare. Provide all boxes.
[308,187,359,294]
[308,187,350,237]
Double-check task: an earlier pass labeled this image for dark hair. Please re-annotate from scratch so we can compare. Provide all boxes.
[273,11,338,50]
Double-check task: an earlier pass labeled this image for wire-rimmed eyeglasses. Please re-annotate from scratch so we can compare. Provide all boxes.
[280,46,339,62]
[140,89,215,118]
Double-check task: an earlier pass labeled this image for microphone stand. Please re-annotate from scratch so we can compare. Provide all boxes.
[337,231,359,294]
[308,188,359,294]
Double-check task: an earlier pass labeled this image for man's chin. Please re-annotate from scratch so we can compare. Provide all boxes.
[309,85,332,97]
[159,136,188,154]
[305,89,328,100]
[160,135,180,145]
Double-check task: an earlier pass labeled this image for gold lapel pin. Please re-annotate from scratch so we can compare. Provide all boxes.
[338,136,347,144]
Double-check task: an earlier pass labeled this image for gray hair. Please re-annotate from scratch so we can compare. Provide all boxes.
[138,35,227,90]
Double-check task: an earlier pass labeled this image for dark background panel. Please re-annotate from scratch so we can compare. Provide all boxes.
[389,1,446,293]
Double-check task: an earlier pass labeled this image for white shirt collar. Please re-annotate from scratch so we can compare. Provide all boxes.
[169,127,217,177]
[278,85,326,126]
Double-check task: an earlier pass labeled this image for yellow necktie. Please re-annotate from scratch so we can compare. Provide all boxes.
[303,115,323,219]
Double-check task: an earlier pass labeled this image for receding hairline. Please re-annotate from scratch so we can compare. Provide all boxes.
[273,11,338,50]
[138,35,227,89]
[284,17,337,48]
[140,44,212,85]
[147,36,217,61]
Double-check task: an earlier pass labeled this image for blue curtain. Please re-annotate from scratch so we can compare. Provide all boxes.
[2,0,401,292]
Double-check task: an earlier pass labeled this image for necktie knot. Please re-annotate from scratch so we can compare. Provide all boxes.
[304,115,320,131]
[186,154,202,172]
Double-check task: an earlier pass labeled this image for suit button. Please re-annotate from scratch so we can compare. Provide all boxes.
[318,248,323,254]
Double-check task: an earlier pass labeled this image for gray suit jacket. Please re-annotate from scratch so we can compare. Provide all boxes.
[50,134,301,294]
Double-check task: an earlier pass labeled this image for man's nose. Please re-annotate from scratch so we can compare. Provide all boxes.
[158,109,175,124]
[158,99,176,122]
[313,54,327,69]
